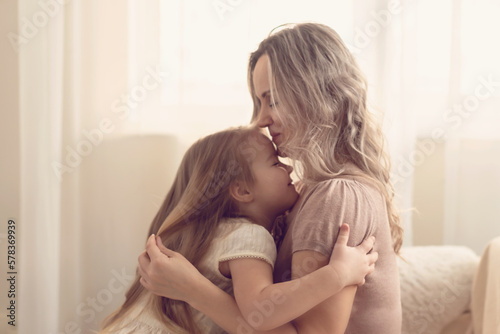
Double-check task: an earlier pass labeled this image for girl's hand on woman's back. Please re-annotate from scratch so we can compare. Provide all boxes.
[328,224,378,287]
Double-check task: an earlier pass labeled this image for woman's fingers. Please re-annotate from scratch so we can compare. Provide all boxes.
[139,275,150,289]
[155,236,177,257]
[145,234,163,259]
[137,250,151,278]
[137,250,150,270]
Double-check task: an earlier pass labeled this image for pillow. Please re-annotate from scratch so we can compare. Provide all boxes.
[398,246,479,334]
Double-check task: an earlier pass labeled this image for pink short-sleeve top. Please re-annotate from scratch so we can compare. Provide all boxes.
[274,165,402,333]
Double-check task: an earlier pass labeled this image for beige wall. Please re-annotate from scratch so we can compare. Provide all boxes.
[0,1,19,334]
[0,2,19,216]
[412,139,446,246]
[412,137,500,255]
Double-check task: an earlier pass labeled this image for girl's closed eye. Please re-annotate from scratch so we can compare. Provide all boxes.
[272,158,282,166]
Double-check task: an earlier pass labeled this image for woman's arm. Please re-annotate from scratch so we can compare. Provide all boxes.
[138,235,297,334]
[138,225,376,332]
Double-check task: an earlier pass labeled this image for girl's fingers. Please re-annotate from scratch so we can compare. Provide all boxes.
[335,223,350,246]
[360,235,376,253]
[368,252,379,265]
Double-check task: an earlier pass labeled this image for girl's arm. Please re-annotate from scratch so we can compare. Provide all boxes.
[138,224,377,332]
[290,250,356,333]
[227,224,375,331]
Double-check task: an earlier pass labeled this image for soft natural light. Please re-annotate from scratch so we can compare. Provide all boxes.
[10,1,500,332]
[461,0,500,96]
[158,0,354,137]
[416,0,452,93]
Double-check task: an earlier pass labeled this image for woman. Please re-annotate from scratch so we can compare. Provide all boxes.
[139,23,403,333]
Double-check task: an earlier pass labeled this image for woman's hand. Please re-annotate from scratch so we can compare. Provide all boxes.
[137,235,204,303]
[328,224,378,287]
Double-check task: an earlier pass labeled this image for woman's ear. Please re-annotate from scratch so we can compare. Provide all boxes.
[229,180,253,203]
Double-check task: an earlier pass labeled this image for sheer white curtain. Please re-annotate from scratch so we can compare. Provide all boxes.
[350,0,500,254]
[405,0,500,254]
[16,1,170,333]
[12,0,500,332]
[352,0,419,245]
[18,0,77,332]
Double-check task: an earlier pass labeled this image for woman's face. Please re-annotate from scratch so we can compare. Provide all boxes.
[252,54,288,149]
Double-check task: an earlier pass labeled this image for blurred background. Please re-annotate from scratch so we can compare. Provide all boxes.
[1,0,499,333]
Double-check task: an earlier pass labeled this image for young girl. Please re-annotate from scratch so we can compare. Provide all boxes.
[138,23,403,333]
[101,126,377,334]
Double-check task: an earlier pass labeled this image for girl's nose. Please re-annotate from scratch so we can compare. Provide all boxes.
[285,164,293,174]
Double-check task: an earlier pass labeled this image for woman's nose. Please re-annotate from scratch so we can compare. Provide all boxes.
[285,164,293,174]
[256,106,272,128]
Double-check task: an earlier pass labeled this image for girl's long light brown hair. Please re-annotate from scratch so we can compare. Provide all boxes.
[248,23,404,254]
[100,126,261,334]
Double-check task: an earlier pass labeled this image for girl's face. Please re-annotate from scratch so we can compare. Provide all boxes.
[253,55,288,150]
[249,135,298,222]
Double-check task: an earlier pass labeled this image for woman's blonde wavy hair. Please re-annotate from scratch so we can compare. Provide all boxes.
[100,126,261,334]
[248,23,403,253]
